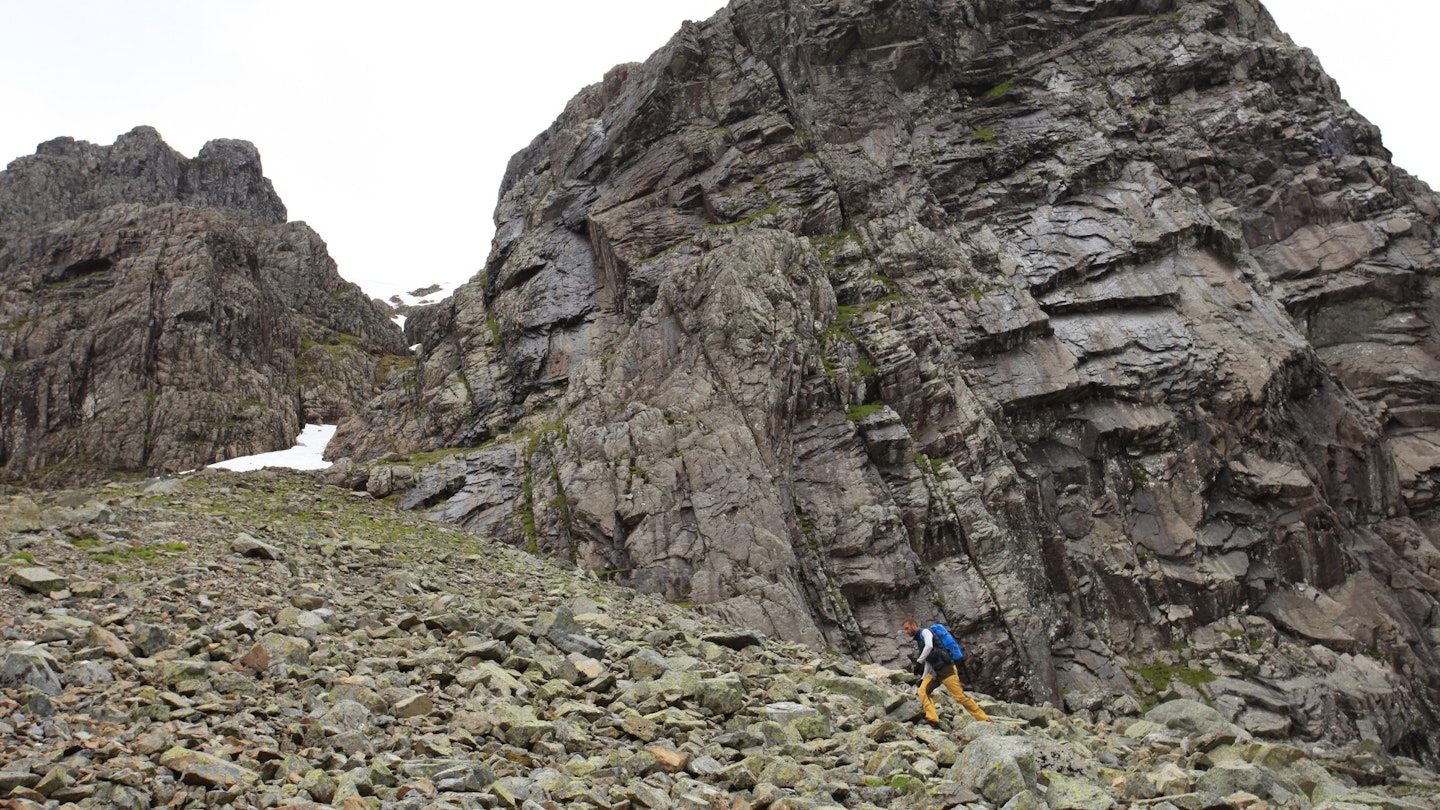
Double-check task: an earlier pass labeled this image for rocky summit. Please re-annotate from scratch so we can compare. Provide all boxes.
[3,470,1440,809]
[321,0,1440,766]
[0,126,408,487]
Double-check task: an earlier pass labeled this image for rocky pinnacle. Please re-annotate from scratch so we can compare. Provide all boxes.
[0,127,409,485]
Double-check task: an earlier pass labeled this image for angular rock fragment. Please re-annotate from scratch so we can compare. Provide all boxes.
[158,747,259,789]
[232,533,284,560]
[8,567,68,595]
[0,645,63,695]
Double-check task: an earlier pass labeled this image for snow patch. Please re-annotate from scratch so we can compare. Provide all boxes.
[387,281,460,310]
[208,424,336,471]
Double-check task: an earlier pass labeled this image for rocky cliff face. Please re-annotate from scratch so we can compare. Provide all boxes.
[331,0,1440,761]
[0,127,408,485]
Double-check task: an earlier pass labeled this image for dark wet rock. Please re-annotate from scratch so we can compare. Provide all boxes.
[703,630,766,651]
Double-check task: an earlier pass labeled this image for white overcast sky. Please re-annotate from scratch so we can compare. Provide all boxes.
[1,1,1434,304]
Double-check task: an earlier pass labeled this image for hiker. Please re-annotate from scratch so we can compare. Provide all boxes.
[903,618,991,726]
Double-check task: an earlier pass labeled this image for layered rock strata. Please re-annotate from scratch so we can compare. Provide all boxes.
[0,127,408,485]
[331,0,1440,761]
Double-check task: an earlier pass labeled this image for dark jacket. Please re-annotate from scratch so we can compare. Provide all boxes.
[911,627,956,680]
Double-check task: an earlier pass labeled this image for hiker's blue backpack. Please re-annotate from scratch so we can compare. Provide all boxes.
[930,623,963,661]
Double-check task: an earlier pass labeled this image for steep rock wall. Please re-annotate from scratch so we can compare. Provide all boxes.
[0,127,408,485]
[333,0,1440,760]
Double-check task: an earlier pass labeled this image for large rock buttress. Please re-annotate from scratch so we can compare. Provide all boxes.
[0,126,408,484]
[333,0,1440,761]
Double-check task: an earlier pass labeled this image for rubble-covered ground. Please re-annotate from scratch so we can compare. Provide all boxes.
[2,470,1438,809]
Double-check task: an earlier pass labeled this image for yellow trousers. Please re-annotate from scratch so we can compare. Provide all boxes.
[919,670,990,722]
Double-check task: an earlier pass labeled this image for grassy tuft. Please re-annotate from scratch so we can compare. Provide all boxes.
[979,77,1018,101]
[845,403,885,422]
